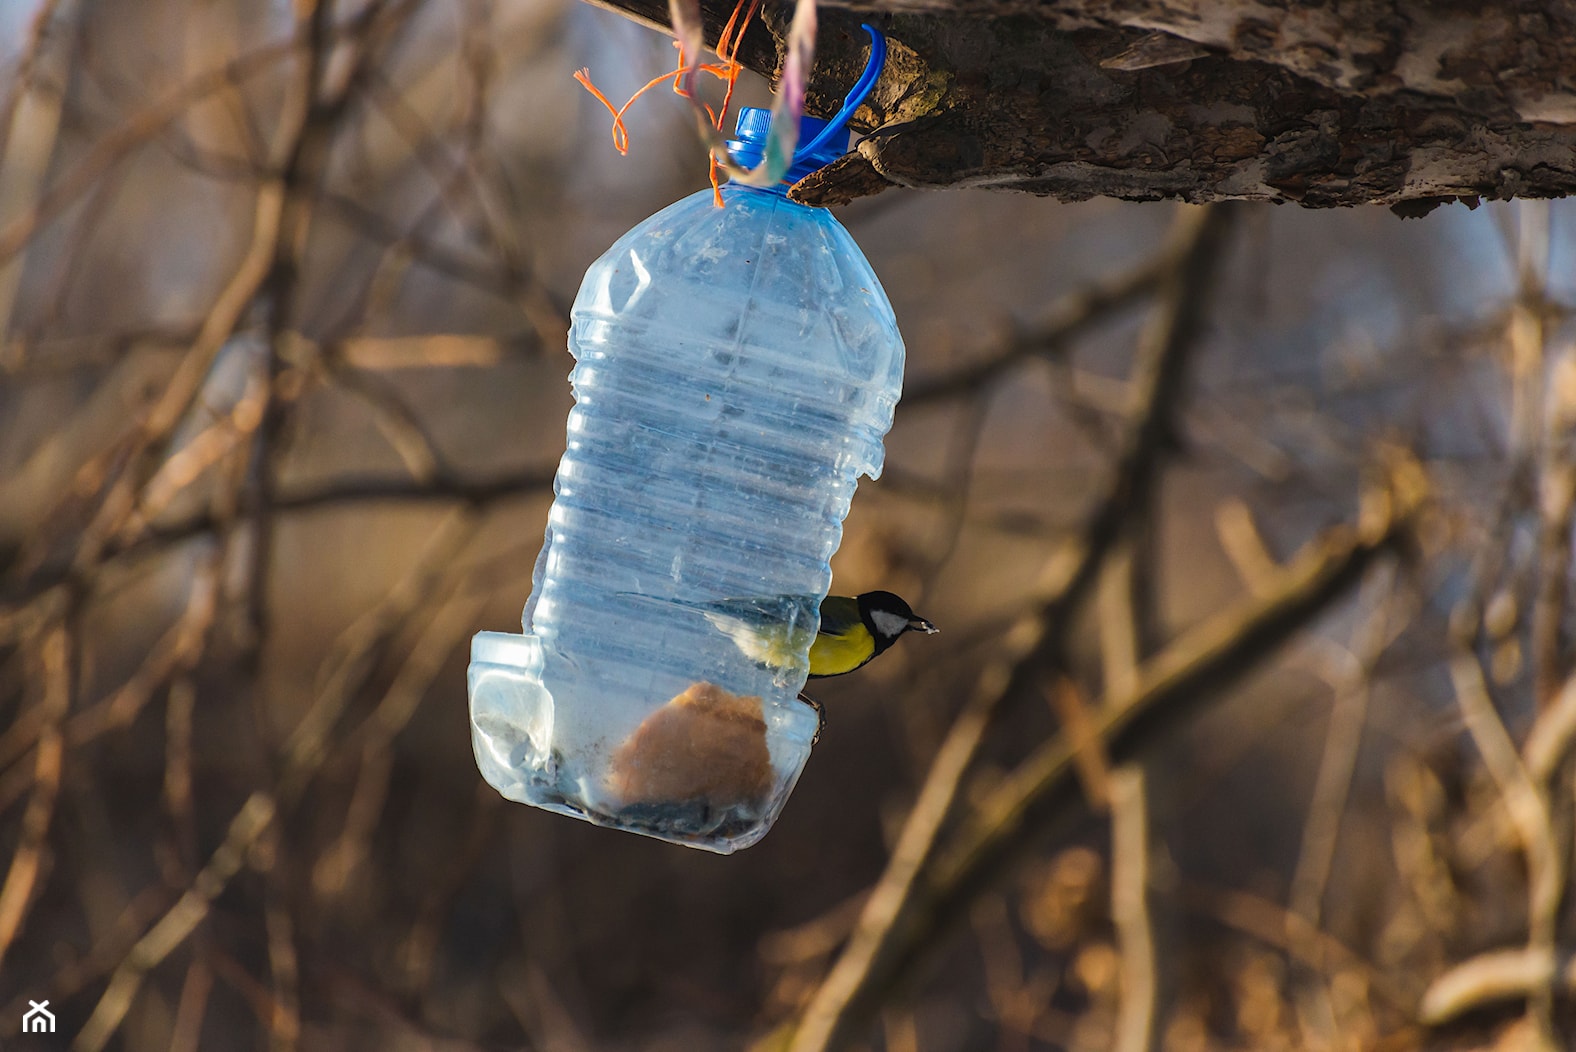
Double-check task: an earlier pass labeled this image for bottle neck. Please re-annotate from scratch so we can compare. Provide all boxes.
[732,179,820,205]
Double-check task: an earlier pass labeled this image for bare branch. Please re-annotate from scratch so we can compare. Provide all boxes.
[73,792,278,1052]
[1108,764,1158,1052]
[1420,948,1576,1027]
[0,623,69,971]
[794,455,1423,1049]
[790,203,1237,1051]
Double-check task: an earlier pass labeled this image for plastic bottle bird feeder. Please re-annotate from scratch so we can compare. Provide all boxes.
[468,44,902,853]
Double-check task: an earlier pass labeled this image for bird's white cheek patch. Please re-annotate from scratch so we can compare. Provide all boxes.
[871,610,909,639]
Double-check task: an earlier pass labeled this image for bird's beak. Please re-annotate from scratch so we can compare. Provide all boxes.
[910,616,938,634]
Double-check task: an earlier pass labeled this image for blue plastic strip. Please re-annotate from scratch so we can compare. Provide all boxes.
[796,24,886,162]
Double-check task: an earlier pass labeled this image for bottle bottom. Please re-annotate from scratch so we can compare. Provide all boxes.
[504,758,778,853]
[469,634,811,853]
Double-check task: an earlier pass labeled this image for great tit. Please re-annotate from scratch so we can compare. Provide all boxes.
[674,590,938,741]
[807,591,938,678]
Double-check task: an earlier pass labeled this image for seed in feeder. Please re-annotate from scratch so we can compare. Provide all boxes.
[605,682,772,810]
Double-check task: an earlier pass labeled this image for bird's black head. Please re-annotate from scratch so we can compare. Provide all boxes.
[857,590,938,654]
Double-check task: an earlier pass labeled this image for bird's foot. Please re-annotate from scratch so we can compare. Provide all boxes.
[797,691,825,746]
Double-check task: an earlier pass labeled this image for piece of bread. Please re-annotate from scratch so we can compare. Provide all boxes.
[605,681,772,810]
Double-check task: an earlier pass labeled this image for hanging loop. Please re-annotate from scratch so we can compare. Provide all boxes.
[795,24,886,163]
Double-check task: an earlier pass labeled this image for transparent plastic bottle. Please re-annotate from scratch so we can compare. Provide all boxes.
[468,107,904,853]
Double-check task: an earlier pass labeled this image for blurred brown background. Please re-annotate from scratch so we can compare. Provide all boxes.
[3,2,1576,1050]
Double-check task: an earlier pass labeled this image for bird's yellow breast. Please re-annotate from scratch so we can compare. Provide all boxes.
[807,624,877,677]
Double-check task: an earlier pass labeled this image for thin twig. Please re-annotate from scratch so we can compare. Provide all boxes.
[1513,198,1572,710]
[62,555,220,748]
[1179,880,1411,1011]
[72,792,278,1052]
[280,509,477,796]
[1448,640,1562,1047]
[1103,527,1163,1052]
[1109,764,1157,1052]
[263,855,301,1052]
[1420,948,1576,1025]
[2,466,553,613]
[793,456,1422,1050]
[903,246,1180,406]
[0,621,70,971]
[313,590,488,898]
[0,0,74,342]
[790,203,1239,1052]
[168,953,215,1052]
[1525,671,1576,784]
[1287,568,1403,942]
[0,38,296,267]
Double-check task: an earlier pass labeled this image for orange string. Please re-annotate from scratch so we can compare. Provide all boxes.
[620,69,685,125]
[575,0,756,192]
[573,68,632,154]
[715,0,745,61]
[707,0,758,205]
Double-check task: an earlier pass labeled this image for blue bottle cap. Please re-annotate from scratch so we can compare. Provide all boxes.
[726,107,848,186]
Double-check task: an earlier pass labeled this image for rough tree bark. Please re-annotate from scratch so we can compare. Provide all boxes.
[589,0,1576,213]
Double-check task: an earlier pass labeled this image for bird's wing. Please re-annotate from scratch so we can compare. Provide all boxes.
[705,595,816,623]
[816,595,863,637]
[696,595,819,670]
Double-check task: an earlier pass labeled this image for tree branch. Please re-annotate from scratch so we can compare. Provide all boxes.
[788,202,1235,1051]
[590,0,1576,210]
[793,454,1424,1049]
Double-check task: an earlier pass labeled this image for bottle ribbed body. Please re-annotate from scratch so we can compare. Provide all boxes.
[468,183,903,852]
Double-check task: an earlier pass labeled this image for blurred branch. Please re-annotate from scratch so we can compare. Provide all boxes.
[243,0,421,652]
[902,244,1174,406]
[1421,567,1575,1043]
[1108,764,1157,1052]
[789,202,1237,1052]
[1103,528,1163,1052]
[263,867,301,1052]
[1214,499,1282,596]
[0,0,74,342]
[793,450,1425,1050]
[1512,199,1574,712]
[25,33,322,583]
[240,0,336,653]
[168,953,215,1052]
[66,469,472,1052]
[356,69,566,351]
[1525,671,1576,785]
[280,508,476,794]
[7,1,416,597]
[0,37,296,267]
[394,783,500,994]
[62,555,219,749]
[1,466,554,613]
[1287,570,1405,948]
[1044,676,1109,812]
[1420,948,1576,1026]
[1037,205,1235,625]
[313,589,489,900]
[934,461,1421,1003]
[336,333,509,370]
[254,466,555,513]
[316,351,450,484]
[321,190,565,316]
[73,792,278,1052]
[1179,880,1412,1012]
[1448,638,1564,1047]
[0,623,69,971]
